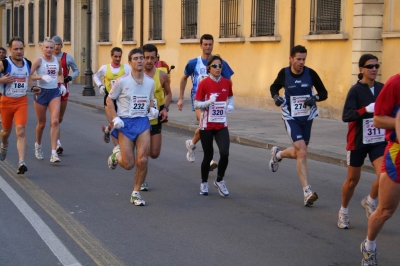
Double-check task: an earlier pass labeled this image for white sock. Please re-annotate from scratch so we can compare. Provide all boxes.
[132,191,140,196]
[365,238,376,251]
[367,195,378,205]
[52,150,57,155]
[276,151,282,160]
[104,126,110,133]
[303,185,312,196]
[57,140,61,146]
[340,206,348,214]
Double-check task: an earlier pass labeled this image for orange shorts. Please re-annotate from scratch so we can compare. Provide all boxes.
[0,95,28,129]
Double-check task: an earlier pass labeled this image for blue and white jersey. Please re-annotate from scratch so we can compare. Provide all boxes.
[281,66,318,121]
[1,57,31,98]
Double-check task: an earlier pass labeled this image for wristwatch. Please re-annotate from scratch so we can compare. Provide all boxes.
[164,106,169,112]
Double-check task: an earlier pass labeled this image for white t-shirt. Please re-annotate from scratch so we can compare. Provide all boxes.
[109,72,155,118]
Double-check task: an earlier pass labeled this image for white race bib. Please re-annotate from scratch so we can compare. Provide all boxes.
[129,95,149,118]
[11,78,27,95]
[208,101,226,123]
[45,64,58,78]
[363,118,385,144]
[149,98,158,121]
[290,95,311,117]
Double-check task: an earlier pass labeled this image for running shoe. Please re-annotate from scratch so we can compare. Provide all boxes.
[209,160,218,171]
[214,180,229,196]
[269,146,282,172]
[185,140,196,162]
[337,211,350,229]
[360,239,378,266]
[56,145,63,155]
[102,125,110,143]
[0,145,7,161]
[50,153,60,163]
[200,182,209,195]
[361,196,377,219]
[34,142,43,160]
[108,145,120,170]
[140,182,149,191]
[17,161,28,174]
[130,192,145,206]
[304,191,318,206]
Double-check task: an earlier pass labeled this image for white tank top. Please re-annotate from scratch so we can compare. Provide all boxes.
[2,58,30,98]
[36,56,59,89]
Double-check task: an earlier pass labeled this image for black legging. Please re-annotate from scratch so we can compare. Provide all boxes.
[199,127,230,182]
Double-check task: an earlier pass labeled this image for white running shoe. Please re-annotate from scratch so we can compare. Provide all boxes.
[200,182,209,195]
[269,146,282,172]
[50,153,60,163]
[360,239,378,266]
[337,211,350,229]
[185,140,196,162]
[140,182,149,191]
[34,142,43,160]
[304,188,318,207]
[209,160,218,171]
[108,145,120,170]
[361,196,377,219]
[130,192,145,206]
[214,180,229,196]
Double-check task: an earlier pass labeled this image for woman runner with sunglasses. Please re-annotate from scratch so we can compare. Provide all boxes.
[338,54,386,229]
[195,55,234,196]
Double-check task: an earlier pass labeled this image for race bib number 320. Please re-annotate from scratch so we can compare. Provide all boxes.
[129,95,149,117]
[208,101,227,123]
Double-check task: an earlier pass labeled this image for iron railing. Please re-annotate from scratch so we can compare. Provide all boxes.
[28,3,34,43]
[220,0,240,38]
[39,0,45,42]
[310,0,341,34]
[19,5,24,41]
[122,0,134,41]
[181,0,198,39]
[64,0,71,41]
[250,0,275,37]
[99,0,110,41]
[149,0,162,40]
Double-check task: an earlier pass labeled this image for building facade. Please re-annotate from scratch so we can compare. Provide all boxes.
[1,0,399,120]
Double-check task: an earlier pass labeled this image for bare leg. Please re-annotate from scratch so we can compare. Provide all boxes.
[341,166,362,208]
[15,125,27,162]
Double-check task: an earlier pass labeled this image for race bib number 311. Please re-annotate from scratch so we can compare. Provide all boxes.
[363,118,385,144]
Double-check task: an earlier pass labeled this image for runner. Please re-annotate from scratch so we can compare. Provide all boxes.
[195,54,234,196]
[30,38,65,163]
[0,37,35,174]
[106,48,156,206]
[269,45,328,207]
[360,73,400,266]
[338,54,385,229]
[93,47,131,145]
[0,47,7,122]
[51,36,80,155]
[177,34,234,171]
[140,44,172,191]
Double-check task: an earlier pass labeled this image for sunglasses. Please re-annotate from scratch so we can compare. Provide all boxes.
[210,64,222,69]
[362,64,380,69]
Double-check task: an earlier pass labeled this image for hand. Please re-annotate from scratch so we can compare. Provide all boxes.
[64,76,72,83]
[160,108,168,122]
[59,85,67,96]
[31,86,41,94]
[304,95,317,107]
[0,73,15,84]
[148,107,159,119]
[99,85,105,95]
[177,99,184,111]
[366,103,375,113]
[112,117,124,129]
[226,105,234,114]
[209,93,218,103]
[273,95,285,107]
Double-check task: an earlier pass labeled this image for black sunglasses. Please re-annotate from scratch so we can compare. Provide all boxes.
[362,64,380,69]
[210,64,222,69]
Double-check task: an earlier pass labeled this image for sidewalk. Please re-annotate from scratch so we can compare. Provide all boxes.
[67,84,373,172]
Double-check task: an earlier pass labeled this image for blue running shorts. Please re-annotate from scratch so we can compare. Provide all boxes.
[111,116,150,142]
[34,88,61,106]
[284,119,313,145]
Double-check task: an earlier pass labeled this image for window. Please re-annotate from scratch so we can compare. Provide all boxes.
[13,6,18,37]
[149,0,162,40]
[220,0,241,38]
[181,0,198,39]
[310,0,341,34]
[39,0,45,42]
[6,9,11,43]
[50,0,57,37]
[64,0,71,42]
[251,0,275,37]
[99,0,110,41]
[19,5,24,41]
[28,3,34,43]
[122,0,134,41]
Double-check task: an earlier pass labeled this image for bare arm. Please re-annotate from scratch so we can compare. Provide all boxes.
[106,97,118,122]
[374,115,395,129]
[159,71,171,121]
[57,58,64,84]
[0,61,14,84]
[177,75,188,111]
[30,58,43,81]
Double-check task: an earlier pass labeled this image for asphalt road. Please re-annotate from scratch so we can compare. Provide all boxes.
[0,95,399,266]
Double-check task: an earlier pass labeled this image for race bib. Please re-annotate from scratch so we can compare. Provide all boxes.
[290,95,311,117]
[11,78,27,95]
[363,118,385,144]
[208,101,226,123]
[149,98,158,121]
[129,95,149,118]
[45,64,58,78]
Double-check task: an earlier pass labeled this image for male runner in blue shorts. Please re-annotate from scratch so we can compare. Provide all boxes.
[269,45,328,207]
[106,48,157,206]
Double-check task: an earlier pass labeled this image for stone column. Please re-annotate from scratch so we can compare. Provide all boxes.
[352,0,384,83]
